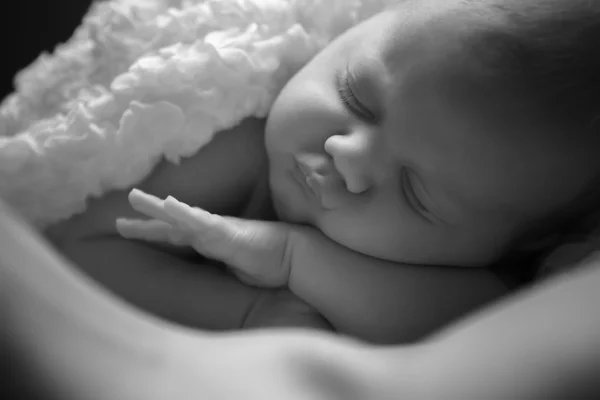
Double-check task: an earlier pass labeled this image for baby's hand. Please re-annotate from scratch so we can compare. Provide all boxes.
[116,189,292,288]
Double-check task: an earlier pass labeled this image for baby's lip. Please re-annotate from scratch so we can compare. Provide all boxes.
[294,155,346,209]
[294,154,331,176]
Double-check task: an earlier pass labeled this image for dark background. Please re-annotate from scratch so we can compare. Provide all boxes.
[1,3,96,399]
[1,0,95,100]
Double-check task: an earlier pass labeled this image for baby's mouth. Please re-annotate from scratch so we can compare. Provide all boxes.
[294,154,346,209]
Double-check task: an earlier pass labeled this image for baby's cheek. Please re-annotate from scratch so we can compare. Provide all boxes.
[316,215,412,262]
[274,67,343,123]
[319,210,507,267]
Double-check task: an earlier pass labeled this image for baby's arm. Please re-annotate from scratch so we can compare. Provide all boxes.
[286,227,508,343]
[48,118,278,330]
[4,193,599,400]
[118,196,508,343]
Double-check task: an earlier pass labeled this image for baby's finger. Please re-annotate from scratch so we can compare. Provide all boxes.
[159,200,291,286]
[128,189,175,223]
[163,196,215,230]
[163,198,240,257]
[116,218,188,245]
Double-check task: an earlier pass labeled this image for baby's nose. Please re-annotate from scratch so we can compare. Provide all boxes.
[324,130,375,194]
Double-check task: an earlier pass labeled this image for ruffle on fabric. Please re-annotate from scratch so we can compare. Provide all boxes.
[0,0,394,228]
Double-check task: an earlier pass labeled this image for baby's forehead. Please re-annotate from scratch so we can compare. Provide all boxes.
[365,8,473,86]
[345,3,518,128]
[351,11,463,98]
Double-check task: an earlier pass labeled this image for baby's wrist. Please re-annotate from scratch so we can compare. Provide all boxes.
[285,226,311,291]
[284,225,329,293]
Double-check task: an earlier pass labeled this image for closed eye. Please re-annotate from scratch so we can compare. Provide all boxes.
[401,168,432,221]
[336,64,376,122]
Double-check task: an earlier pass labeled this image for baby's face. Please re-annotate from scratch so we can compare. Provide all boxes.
[265,3,597,266]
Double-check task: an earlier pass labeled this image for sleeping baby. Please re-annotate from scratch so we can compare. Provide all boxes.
[52,0,600,343]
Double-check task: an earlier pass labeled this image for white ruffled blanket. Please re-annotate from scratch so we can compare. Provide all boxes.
[0,0,394,228]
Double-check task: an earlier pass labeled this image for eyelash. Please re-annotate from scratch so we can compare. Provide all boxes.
[401,168,430,218]
[336,68,376,122]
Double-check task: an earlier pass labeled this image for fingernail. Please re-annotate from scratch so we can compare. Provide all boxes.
[129,189,143,202]
[115,219,129,236]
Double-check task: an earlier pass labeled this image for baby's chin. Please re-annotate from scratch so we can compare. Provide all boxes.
[269,187,315,225]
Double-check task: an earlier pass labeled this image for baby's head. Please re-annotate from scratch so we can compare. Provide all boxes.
[265,0,600,266]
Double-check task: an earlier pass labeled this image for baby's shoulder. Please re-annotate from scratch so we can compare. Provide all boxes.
[147,117,268,210]
[158,116,266,179]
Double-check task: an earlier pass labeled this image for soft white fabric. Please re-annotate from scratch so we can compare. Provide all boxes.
[536,212,600,279]
[0,0,395,228]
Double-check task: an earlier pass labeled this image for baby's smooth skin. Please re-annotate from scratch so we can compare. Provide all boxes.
[265,3,597,267]
[52,1,599,343]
